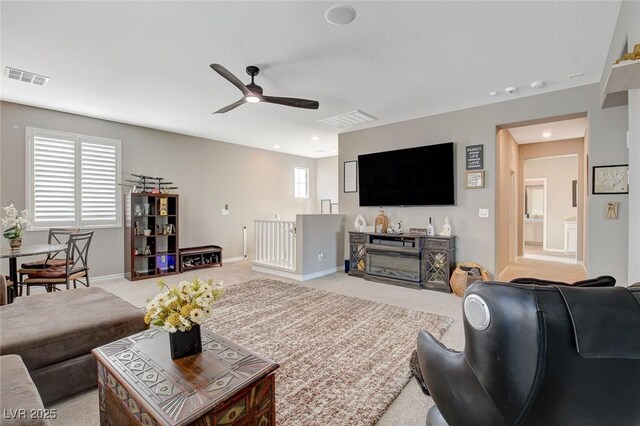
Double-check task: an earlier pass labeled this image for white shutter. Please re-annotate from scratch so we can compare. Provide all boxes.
[30,130,77,225]
[26,127,121,229]
[80,139,119,225]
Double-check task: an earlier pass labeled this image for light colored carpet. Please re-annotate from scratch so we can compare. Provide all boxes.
[203,279,452,425]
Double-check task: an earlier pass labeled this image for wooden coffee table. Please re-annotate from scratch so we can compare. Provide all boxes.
[92,328,278,425]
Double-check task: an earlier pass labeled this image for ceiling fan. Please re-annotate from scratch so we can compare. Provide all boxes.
[210,64,319,114]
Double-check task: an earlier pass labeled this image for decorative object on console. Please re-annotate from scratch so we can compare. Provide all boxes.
[409,228,428,236]
[426,217,435,236]
[144,277,223,359]
[440,216,452,236]
[2,203,31,250]
[354,214,367,231]
[375,210,389,233]
[388,221,403,235]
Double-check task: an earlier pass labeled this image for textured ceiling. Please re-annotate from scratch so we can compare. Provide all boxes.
[0,1,621,158]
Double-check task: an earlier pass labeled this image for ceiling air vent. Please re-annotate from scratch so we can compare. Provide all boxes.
[4,67,50,86]
[318,110,376,129]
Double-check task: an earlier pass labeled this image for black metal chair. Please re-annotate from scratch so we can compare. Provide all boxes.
[23,231,94,294]
[18,228,80,294]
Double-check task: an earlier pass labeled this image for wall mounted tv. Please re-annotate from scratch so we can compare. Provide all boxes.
[358,142,455,206]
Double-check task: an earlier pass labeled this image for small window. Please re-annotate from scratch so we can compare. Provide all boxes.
[294,167,309,198]
[26,127,122,229]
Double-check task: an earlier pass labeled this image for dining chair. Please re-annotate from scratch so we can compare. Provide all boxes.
[0,275,15,305]
[22,231,94,294]
[20,228,80,270]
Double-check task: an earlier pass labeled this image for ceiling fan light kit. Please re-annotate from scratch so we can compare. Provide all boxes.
[210,63,319,113]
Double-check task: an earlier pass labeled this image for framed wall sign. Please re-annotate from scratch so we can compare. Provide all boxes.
[466,144,484,170]
[592,165,628,194]
[465,170,485,189]
[344,160,358,193]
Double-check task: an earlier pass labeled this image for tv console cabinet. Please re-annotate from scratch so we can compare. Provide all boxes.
[348,231,455,292]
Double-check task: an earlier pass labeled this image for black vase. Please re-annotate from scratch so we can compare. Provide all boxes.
[169,324,202,360]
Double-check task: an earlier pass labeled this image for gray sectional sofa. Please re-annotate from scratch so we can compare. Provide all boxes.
[0,287,147,405]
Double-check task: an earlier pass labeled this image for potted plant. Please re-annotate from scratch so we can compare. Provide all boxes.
[1,203,31,250]
[145,277,223,359]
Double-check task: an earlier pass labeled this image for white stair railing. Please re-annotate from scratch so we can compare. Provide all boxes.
[254,220,296,271]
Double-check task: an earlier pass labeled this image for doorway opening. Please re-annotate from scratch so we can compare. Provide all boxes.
[496,115,587,282]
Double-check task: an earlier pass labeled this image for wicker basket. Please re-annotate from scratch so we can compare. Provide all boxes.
[450,262,491,297]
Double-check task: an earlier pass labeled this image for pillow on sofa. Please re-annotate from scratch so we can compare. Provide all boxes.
[510,275,616,287]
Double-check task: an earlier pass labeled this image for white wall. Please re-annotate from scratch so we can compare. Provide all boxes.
[524,156,578,250]
[315,156,338,213]
[0,102,316,277]
[297,214,345,276]
[339,83,629,284]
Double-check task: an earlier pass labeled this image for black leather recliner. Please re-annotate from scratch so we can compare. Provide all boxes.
[417,281,640,426]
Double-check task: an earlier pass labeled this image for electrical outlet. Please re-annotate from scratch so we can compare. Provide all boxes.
[221,209,229,215]
[479,208,489,218]
[318,252,324,261]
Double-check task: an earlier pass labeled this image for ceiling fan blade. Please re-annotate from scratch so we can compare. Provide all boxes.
[210,64,250,96]
[213,98,246,114]
[262,96,319,110]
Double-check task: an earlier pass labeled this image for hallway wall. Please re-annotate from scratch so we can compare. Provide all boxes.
[524,155,578,251]
[518,139,585,261]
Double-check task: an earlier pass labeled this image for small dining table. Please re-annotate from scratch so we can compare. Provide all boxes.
[1,243,68,301]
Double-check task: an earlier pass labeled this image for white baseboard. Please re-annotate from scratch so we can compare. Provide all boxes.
[251,265,344,282]
[224,256,245,263]
[91,273,125,283]
[498,265,511,280]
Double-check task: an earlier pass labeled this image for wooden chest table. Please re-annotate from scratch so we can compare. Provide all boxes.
[92,328,278,426]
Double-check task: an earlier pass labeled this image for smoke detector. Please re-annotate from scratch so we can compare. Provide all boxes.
[505,86,518,94]
[4,67,49,86]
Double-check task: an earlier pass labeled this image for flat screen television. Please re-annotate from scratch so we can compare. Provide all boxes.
[358,142,455,206]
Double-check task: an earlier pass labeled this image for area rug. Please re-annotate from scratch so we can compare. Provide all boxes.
[202,279,452,425]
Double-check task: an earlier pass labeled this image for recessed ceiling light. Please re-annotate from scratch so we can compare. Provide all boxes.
[273,144,280,149]
[311,135,320,141]
[530,81,545,89]
[489,91,499,96]
[542,132,552,138]
[325,5,357,25]
[505,86,518,94]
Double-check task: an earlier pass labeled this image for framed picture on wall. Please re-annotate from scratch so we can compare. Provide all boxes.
[320,199,331,214]
[344,161,358,193]
[465,170,485,189]
[592,165,628,194]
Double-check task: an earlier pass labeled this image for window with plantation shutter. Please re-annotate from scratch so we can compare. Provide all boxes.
[81,140,118,224]
[26,127,121,229]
